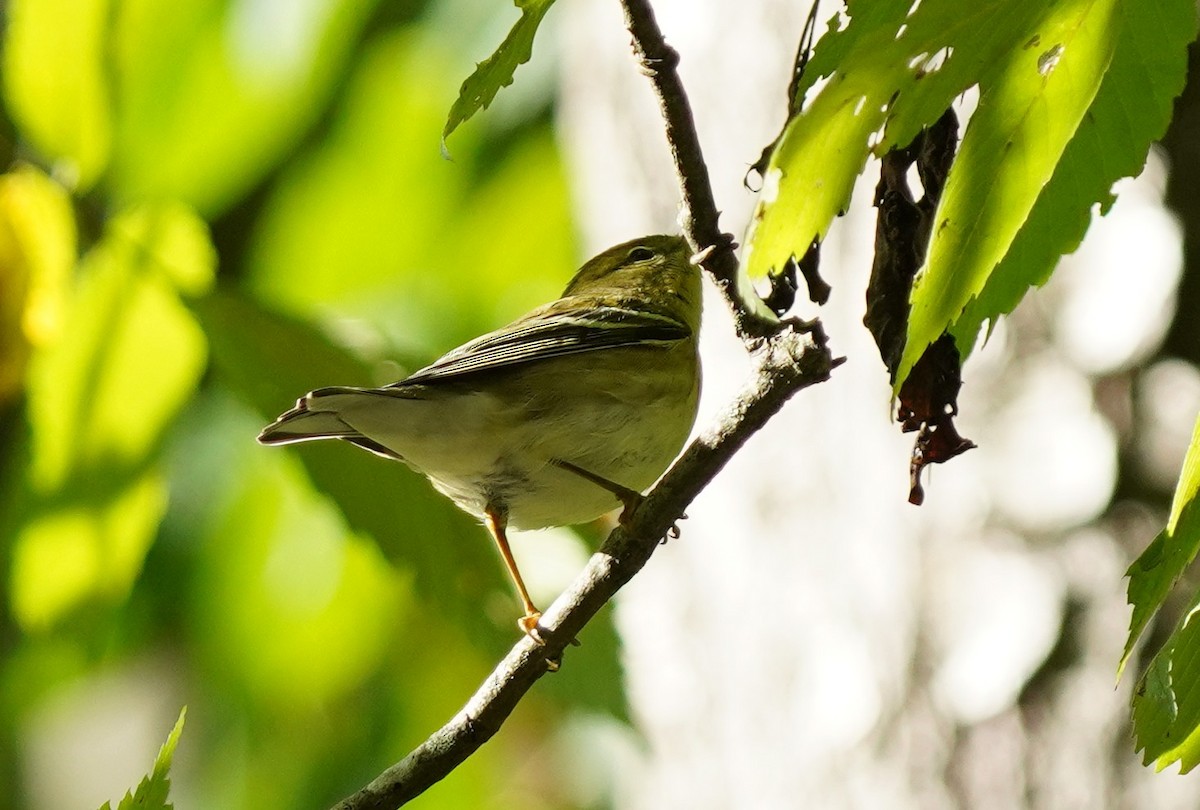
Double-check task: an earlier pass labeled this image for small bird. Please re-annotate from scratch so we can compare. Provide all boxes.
[258,235,702,637]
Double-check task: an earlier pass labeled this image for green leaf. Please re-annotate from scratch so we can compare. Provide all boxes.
[11,471,167,632]
[194,439,402,707]
[99,706,186,810]
[442,0,557,148]
[193,291,374,419]
[744,0,1193,389]
[951,0,1197,354]
[1128,413,1200,772]
[1133,588,1200,773]
[896,0,1122,386]
[744,0,1047,283]
[2,0,112,189]
[1123,413,1200,675]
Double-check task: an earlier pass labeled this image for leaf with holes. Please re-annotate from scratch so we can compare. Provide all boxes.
[896,0,1123,387]
[951,0,1197,355]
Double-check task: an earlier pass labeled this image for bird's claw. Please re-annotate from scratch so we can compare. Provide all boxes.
[518,611,545,644]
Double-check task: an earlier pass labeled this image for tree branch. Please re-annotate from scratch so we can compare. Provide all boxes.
[330,3,839,807]
[620,0,777,340]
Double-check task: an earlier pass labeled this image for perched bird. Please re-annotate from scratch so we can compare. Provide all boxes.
[258,234,702,637]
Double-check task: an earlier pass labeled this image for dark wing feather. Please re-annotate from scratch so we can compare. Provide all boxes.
[392,306,689,387]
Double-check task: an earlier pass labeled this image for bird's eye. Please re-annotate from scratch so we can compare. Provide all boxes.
[626,247,657,263]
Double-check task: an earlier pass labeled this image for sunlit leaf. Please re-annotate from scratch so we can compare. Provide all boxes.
[100,706,186,810]
[194,436,401,707]
[248,36,571,351]
[109,201,218,297]
[744,0,1193,391]
[900,0,1130,386]
[952,0,1198,354]
[0,165,75,403]
[248,32,472,332]
[743,0,1046,283]
[2,0,112,189]
[442,0,557,148]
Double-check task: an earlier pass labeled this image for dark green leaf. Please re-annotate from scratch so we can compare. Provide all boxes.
[1128,414,1200,771]
[1123,414,1200,676]
[442,0,557,149]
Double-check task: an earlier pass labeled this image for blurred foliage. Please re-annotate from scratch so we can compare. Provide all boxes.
[0,2,624,809]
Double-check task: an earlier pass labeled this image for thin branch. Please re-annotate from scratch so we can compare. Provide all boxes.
[620,0,777,340]
[331,331,836,810]
[330,3,840,808]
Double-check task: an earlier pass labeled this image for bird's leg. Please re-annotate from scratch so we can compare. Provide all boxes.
[550,459,644,523]
[484,506,543,641]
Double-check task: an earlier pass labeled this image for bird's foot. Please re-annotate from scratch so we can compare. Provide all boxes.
[517,611,545,644]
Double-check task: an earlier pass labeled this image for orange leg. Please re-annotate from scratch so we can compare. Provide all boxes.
[484,506,543,639]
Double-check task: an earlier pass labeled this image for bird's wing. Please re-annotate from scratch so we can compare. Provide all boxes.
[393,305,690,387]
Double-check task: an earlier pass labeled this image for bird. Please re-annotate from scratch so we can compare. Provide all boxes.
[258,234,702,637]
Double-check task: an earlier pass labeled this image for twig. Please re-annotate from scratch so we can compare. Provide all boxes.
[329,2,838,807]
[621,0,777,340]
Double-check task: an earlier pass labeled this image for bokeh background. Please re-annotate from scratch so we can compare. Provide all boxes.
[1,1,1199,809]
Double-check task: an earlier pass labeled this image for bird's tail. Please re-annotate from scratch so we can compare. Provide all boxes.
[256,386,364,445]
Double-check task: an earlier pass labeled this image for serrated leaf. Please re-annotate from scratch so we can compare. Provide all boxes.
[3,0,112,189]
[744,0,1046,282]
[1128,413,1200,771]
[1132,590,1200,773]
[441,0,556,148]
[99,706,186,810]
[952,0,1198,356]
[1122,413,1200,676]
[896,0,1122,387]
